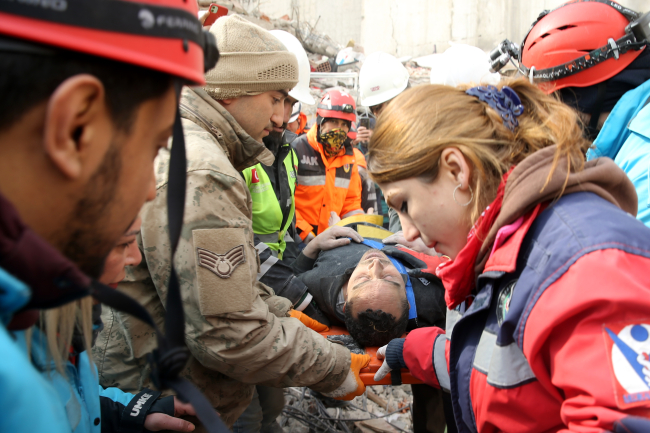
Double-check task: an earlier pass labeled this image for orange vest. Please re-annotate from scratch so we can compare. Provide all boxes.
[293,125,362,237]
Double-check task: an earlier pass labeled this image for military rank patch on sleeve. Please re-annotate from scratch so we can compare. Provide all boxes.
[603,321,650,409]
[197,245,245,279]
[193,228,254,315]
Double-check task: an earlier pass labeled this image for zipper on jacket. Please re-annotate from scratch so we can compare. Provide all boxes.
[180,103,224,140]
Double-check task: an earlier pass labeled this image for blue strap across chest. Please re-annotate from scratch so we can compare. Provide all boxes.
[361,239,417,320]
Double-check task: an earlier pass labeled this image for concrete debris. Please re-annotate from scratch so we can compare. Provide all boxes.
[278,385,414,433]
[197,6,435,114]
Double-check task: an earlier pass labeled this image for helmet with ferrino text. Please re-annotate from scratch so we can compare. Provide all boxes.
[0,0,218,84]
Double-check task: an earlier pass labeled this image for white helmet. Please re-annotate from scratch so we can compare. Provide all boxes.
[359,52,410,107]
[427,44,500,87]
[270,30,315,105]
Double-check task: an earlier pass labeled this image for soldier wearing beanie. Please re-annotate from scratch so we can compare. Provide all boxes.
[93,14,369,430]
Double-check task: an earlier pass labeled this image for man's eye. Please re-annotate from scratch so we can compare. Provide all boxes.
[400,201,408,214]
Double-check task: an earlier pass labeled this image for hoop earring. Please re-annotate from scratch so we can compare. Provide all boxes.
[453,184,473,207]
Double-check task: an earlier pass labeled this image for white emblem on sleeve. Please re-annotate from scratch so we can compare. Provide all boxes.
[197,245,246,279]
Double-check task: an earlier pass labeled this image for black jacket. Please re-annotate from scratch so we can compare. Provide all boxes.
[291,239,447,330]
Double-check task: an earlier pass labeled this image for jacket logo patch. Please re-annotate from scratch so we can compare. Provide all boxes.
[604,322,650,409]
[343,164,351,173]
[301,155,319,166]
[197,245,246,279]
[251,168,260,184]
[496,280,516,327]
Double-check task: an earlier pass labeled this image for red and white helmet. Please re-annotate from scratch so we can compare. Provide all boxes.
[0,0,218,84]
[520,0,646,93]
[317,88,357,123]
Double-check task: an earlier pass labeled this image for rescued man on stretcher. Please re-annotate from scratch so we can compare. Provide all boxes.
[253,220,448,351]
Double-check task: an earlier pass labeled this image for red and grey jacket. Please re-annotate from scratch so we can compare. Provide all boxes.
[385,192,650,432]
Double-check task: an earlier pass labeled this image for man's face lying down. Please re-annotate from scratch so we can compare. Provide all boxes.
[343,249,410,347]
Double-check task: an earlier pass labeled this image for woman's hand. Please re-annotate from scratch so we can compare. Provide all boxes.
[302,226,364,259]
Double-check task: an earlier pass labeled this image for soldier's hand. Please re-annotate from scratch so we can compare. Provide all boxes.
[302,226,363,259]
[144,397,196,432]
[322,353,371,401]
[289,309,329,332]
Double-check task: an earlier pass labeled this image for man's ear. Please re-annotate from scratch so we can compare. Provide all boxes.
[439,147,472,190]
[218,98,235,106]
[43,74,107,180]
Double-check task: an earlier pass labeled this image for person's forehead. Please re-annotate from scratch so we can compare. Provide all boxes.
[351,281,406,307]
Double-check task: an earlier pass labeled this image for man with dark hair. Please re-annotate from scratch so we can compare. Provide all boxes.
[0,1,219,431]
[291,237,447,347]
[344,297,409,348]
[286,233,452,433]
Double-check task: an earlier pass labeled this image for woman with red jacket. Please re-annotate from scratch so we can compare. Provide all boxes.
[367,79,650,433]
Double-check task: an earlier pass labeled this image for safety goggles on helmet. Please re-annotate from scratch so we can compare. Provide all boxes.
[318,102,355,114]
[488,0,649,92]
[316,89,357,123]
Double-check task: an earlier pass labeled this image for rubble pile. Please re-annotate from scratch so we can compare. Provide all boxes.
[198,2,433,112]
[279,385,414,433]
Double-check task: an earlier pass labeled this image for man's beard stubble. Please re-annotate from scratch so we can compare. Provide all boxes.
[62,142,123,279]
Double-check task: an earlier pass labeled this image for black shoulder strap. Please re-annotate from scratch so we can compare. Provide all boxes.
[94,87,230,433]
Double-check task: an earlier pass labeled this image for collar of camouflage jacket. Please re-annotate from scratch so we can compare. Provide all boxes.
[179,87,274,172]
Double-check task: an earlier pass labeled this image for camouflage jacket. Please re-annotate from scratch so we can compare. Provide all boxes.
[93,88,350,426]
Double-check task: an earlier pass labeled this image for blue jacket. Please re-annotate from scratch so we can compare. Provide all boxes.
[1,265,173,433]
[587,79,650,227]
[12,327,140,433]
[0,267,70,433]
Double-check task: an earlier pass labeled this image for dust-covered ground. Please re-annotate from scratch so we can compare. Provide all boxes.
[278,385,414,433]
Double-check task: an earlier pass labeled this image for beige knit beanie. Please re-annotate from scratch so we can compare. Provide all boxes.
[205,15,299,100]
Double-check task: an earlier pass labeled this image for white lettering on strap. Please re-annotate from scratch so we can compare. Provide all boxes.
[130,393,153,417]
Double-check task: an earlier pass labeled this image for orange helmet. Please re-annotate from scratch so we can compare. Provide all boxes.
[519,0,647,93]
[0,0,218,84]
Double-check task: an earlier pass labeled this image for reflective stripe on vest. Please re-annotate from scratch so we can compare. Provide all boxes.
[297,174,326,186]
[446,308,462,340]
[433,334,451,392]
[257,232,280,245]
[472,328,536,388]
[334,177,351,188]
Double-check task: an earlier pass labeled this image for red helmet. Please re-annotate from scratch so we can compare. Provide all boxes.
[0,0,217,84]
[521,0,645,93]
[317,89,357,123]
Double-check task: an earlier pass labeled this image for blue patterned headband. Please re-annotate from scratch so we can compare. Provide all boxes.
[465,85,524,132]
